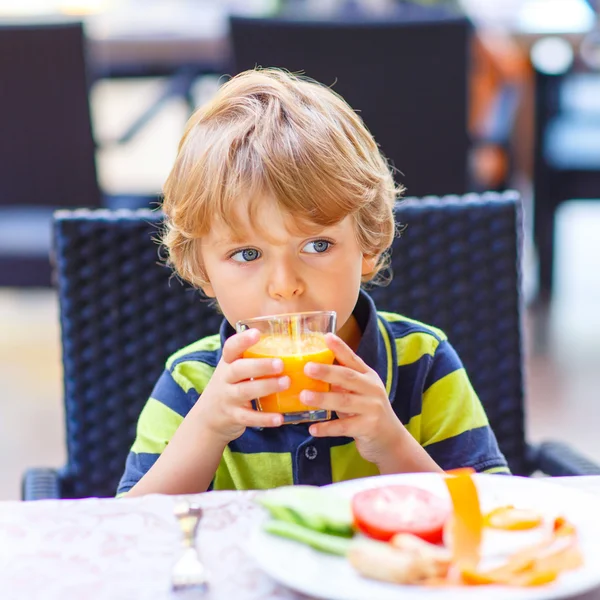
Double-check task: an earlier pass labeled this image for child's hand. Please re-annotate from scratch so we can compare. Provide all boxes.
[299,333,410,469]
[193,328,288,444]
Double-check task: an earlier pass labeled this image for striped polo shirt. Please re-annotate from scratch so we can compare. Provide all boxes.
[117,290,509,494]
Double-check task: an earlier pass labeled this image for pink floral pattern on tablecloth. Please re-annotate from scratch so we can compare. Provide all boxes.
[0,491,311,600]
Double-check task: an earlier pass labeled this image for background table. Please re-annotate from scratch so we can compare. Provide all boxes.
[0,0,595,76]
[1,477,600,599]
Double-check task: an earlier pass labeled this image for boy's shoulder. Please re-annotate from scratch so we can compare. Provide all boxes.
[376,310,447,343]
[165,333,222,372]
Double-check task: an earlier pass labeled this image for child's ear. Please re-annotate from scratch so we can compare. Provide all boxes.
[361,254,378,276]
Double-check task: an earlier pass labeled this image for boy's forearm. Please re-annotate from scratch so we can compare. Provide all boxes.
[126,417,228,497]
[376,426,443,475]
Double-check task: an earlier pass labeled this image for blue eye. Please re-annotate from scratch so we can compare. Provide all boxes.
[230,248,261,263]
[303,239,332,254]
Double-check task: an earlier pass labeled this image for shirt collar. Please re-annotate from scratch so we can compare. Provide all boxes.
[354,289,397,400]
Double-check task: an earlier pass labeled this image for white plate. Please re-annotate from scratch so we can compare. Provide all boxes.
[249,473,600,600]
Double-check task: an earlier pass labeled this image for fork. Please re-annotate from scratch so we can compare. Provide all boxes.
[171,500,209,593]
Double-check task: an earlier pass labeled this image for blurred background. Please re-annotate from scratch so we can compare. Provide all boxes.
[1,0,599,499]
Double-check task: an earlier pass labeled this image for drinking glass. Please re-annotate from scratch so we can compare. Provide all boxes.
[236,311,336,424]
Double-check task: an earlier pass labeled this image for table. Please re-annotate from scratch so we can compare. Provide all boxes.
[2,477,600,600]
[0,0,595,76]
[0,1,276,77]
[459,0,595,40]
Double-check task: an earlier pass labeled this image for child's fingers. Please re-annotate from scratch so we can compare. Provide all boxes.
[300,389,365,414]
[221,328,261,363]
[230,376,290,404]
[226,357,284,384]
[309,415,361,438]
[304,362,371,394]
[229,407,284,428]
[325,333,370,372]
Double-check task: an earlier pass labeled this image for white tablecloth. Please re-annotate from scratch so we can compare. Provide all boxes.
[2,478,600,599]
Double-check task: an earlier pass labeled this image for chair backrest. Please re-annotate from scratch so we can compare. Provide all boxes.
[369,191,527,475]
[53,209,222,498]
[229,13,471,197]
[53,191,525,498]
[0,21,100,208]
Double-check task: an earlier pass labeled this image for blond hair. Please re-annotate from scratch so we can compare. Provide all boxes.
[162,68,400,288]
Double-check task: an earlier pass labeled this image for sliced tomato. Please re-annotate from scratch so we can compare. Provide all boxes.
[351,485,450,543]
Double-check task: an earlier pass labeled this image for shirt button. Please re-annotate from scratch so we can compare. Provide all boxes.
[304,445,318,460]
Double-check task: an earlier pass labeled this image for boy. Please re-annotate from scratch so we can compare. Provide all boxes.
[118,69,508,496]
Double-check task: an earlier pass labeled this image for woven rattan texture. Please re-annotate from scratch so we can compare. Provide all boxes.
[54,210,221,498]
[54,191,525,497]
[370,191,526,473]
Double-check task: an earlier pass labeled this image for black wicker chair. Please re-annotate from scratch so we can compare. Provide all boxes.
[22,192,600,499]
[0,21,101,287]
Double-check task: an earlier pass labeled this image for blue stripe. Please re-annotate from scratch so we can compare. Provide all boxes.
[423,340,463,392]
[295,437,333,485]
[386,319,445,343]
[231,415,368,454]
[169,349,220,370]
[355,291,384,378]
[150,369,198,418]
[116,451,159,495]
[377,315,398,402]
[230,423,308,454]
[391,355,433,424]
[424,425,508,472]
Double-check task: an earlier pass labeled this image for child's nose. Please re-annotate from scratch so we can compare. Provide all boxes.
[267,262,304,300]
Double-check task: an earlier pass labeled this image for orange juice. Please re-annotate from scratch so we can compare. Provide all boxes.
[243,333,335,414]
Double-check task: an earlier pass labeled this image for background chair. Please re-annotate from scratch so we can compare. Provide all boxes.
[0,21,101,287]
[533,66,600,300]
[22,192,600,500]
[0,21,158,288]
[229,11,471,197]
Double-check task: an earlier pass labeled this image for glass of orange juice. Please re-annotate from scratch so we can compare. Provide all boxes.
[236,311,336,424]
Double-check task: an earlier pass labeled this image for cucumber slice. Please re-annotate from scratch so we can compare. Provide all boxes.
[264,520,352,556]
[257,485,353,537]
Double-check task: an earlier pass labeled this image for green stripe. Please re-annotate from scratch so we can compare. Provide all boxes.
[395,332,439,367]
[376,318,393,397]
[330,442,379,483]
[483,466,511,474]
[404,413,421,444]
[166,334,221,369]
[377,311,447,341]
[420,369,488,447]
[171,360,215,394]
[213,447,294,490]
[131,397,184,455]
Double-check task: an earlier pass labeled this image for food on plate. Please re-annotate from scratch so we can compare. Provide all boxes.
[484,505,543,531]
[349,535,450,584]
[263,520,352,556]
[444,468,483,570]
[443,469,583,587]
[351,484,450,543]
[257,484,353,537]
[257,472,584,589]
[460,515,583,586]
[390,531,452,564]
